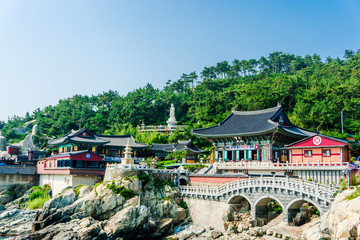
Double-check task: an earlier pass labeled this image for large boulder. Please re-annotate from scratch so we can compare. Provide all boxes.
[302,189,360,239]
[106,205,150,239]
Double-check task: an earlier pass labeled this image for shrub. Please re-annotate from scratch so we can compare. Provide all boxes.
[183,164,206,172]
[270,200,283,214]
[26,185,51,209]
[345,187,360,201]
[136,172,151,189]
[154,178,172,191]
[106,181,137,200]
[339,178,348,190]
[27,196,51,209]
[73,185,84,196]
[180,201,188,209]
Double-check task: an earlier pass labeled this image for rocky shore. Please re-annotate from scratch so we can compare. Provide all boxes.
[0,170,190,240]
[2,175,360,240]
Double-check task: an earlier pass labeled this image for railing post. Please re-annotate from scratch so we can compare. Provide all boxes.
[227,181,229,193]
[300,178,303,196]
[316,183,320,201]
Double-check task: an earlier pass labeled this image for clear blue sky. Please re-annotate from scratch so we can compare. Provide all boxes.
[0,0,359,122]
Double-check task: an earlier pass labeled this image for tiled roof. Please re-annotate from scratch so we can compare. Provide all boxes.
[192,105,313,139]
[151,140,207,154]
[98,135,148,148]
[192,106,281,137]
[150,143,174,151]
[48,127,110,146]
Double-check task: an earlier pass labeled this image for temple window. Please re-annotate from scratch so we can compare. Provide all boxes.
[323,149,331,157]
[304,150,312,157]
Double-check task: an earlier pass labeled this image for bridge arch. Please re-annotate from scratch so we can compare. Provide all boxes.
[227,194,252,205]
[254,195,285,225]
[225,195,253,223]
[286,198,322,225]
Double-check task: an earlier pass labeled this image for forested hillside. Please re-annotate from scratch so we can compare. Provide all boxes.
[1,49,360,149]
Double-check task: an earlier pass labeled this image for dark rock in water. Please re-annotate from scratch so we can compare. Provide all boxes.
[293,207,310,226]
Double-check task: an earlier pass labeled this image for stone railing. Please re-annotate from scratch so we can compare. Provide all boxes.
[106,163,186,174]
[138,125,188,132]
[215,161,349,170]
[180,176,338,204]
[102,156,145,162]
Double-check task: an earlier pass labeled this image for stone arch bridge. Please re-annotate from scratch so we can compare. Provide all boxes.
[180,176,338,229]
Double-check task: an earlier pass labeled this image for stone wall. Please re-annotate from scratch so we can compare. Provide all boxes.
[0,174,38,190]
[184,197,229,230]
[105,168,176,183]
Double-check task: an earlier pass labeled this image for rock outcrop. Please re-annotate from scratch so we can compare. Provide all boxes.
[1,171,190,240]
[302,189,360,239]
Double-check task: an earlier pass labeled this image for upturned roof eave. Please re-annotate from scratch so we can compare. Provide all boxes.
[192,126,278,138]
[104,143,148,148]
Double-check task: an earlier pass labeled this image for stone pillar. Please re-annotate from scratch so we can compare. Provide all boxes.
[282,209,289,223]
[215,150,219,161]
[224,150,227,161]
[236,150,240,161]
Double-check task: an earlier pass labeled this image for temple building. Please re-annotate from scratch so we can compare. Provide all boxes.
[192,105,315,163]
[151,140,207,163]
[96,134,148,161]
[192,105,351,184]
[37,127,148,195]
[286,134,351,184]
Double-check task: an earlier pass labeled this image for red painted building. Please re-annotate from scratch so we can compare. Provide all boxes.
[287,134,350,165]
[38,127,148,195]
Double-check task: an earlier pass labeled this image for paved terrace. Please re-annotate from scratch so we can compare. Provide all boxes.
[215,161,349,170]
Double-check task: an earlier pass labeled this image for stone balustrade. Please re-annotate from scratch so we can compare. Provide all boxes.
[215,160,349,170]
[180,176,337,205]
[106,163,185,174]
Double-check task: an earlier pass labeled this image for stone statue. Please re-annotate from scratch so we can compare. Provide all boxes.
[0,130,7,151]
[166,103,178,128]
[32,124,39,136]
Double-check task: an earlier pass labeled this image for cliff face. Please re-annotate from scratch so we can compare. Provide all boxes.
[302,189,360,240]
[0,171,189,240]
